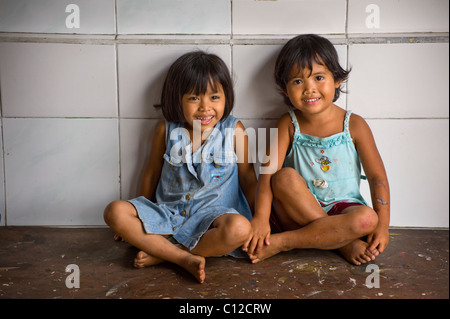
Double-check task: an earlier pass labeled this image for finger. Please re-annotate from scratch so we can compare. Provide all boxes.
[255,238,265,255]
[364,249,376,261]
[264,233,271,246]
[377,242,387,254]
[247,238,258,256]
[242,236,252,252]
[366,238,379,252]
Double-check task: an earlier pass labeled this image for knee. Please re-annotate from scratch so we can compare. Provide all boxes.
[351,207,379,236]
[103,200,131,227]
[271,167,306,198]
[221,214,252,246]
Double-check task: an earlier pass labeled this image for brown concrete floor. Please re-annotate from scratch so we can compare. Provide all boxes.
[0,227,448,300]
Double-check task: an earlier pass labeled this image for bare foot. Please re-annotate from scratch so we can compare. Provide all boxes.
[134,251,164,268]
[134,251,206,284]
[181,255,206,284]
[248,234,283,264]
[339,239,377,265]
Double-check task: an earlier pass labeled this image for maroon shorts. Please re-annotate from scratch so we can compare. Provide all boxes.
[269,201,364,233]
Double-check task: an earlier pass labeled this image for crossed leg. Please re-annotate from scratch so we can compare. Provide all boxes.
[135,212,252,267]
[104,201,251,283]
[250,168,379,265]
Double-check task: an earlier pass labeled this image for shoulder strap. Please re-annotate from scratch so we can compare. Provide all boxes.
[288,109,301,134]
[344,110,352,133]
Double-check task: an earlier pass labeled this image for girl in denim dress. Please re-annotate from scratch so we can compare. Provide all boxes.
[104,51,257,283]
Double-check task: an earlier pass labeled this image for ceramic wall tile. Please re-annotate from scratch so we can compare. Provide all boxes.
[0,0,115,34]
[232,0,346,35]
[348,0,449,34]
[359,119,449,228]
[117,0,230,34]
[3,118,120,225]
[347,43,449,119]
[0,42,117,118]
[119,119,161,200]
[233,43,348,119]
[0,0,448,229]
[0,134,4,226]
[118,44,231,119]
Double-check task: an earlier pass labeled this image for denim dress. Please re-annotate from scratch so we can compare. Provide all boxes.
[283,109,367,213]
[129,115,252,257]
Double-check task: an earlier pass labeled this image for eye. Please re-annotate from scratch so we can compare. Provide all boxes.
[293,79,303,85]
[315,75,324,81]
[211,95,220,100]
[188,96,199,101]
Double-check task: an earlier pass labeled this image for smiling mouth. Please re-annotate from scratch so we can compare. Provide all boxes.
[196,115,214,125]
[304,98,320,103]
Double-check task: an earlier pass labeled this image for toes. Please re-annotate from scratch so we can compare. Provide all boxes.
[136,251,148,260]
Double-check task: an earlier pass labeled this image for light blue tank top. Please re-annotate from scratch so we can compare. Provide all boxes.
[283,109,367,212]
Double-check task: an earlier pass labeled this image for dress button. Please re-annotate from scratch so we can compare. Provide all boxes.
[181,210,186,216]
[185,194,191,200]
[214,164,220,168]
[173,227,176,231]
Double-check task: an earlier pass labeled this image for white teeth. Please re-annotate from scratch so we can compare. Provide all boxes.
[197,116,213,120]
[305,98,320,102]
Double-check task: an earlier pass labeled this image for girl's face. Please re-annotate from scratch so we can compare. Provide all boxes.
[284,61,341,115]
[182,83,226,134]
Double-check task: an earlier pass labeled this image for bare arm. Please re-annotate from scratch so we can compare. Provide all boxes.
[235,121,258,214]
[350,114,390,253]
[139,120,166,201]
[243,114,293,255]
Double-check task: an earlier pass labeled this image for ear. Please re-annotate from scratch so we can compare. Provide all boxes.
[334,79,342,88]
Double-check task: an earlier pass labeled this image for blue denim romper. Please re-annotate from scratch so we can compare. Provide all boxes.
[283,109,367,212]
[129,115,252,257]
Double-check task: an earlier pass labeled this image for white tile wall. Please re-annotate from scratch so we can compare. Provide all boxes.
[0,0,116,34]
[348,43,449,119]
[0,0,448,228]
[348,0,449,34]
[117,0,231,34]
[0,42,117,118]
[360,119,449,228]
[3,118,119,225]
[232,0,346,35]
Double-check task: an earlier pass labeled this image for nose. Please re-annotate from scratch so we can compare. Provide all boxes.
[197,96,210,111]
[303,79,317,95]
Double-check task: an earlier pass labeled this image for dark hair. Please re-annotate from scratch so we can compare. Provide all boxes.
[274,34,350,105]
[157,51,234,123]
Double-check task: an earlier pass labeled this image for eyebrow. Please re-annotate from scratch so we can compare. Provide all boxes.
[289,70,327,80]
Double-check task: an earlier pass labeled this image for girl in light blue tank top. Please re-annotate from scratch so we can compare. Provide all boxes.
[283,108,367,212]
[246,34,390,267]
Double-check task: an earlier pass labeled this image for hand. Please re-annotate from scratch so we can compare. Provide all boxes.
[242,217,271,257]
[366,225,389,255]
